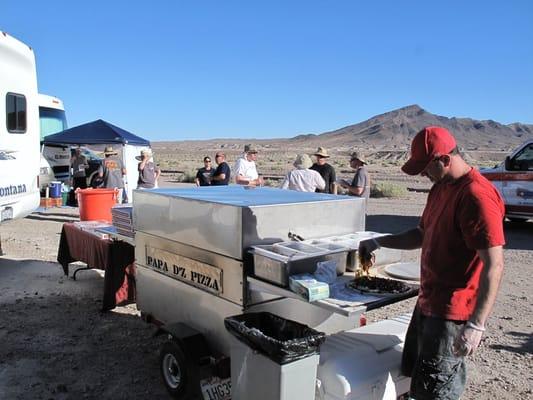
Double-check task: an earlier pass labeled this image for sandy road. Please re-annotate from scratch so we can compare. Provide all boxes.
[0,189,531,399]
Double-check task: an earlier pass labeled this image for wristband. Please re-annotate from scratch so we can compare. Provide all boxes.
[466,321,486,332]
[370,238,381,249]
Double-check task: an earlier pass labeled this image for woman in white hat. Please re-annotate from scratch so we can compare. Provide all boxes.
[280,154,326,192]
[136,149,160,189]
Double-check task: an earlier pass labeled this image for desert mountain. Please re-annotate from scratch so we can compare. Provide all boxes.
[290,105,533,151]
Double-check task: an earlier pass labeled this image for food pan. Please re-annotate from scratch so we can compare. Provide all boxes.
[250,244,348,287]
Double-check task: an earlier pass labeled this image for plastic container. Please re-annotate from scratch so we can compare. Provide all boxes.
[76,188,118,222]
[61,191,69,206]
[49,181,62,198]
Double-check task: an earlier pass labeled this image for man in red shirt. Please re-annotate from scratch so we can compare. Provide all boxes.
[359,126,505,399]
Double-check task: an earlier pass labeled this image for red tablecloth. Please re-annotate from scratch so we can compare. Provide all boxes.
[57,223,135,311]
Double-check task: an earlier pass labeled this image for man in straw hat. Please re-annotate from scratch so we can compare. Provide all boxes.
[98,145,127,202]
[358,127,505,399]
[136,149,160,189]
[280,154,325,192]
[339,151,370,202]
[310,147,337,194]
[234,144,263,186]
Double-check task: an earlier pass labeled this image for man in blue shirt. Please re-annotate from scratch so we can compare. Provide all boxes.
[211,152,231,185]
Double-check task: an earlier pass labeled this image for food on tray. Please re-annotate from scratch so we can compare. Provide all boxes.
[348,275,411,295]
[357,250,375,277]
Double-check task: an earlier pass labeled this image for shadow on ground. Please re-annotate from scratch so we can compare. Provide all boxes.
[490,331,533,355]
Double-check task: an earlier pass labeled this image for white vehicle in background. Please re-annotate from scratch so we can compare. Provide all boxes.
[0,31,40,223]
[38,94,69,190]
[480,139,533,222]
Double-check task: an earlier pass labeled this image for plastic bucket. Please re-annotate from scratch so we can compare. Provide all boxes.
[76,188,118,222]
[49,181,62,198]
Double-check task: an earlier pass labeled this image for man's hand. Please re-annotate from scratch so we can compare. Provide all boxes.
[358,238,380,263]
[453,325,484,356]
[338,179,350,189]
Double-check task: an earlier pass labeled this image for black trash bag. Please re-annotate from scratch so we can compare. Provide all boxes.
[224,312,326,365]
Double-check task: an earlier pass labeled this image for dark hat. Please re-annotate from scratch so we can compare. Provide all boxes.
[244,144,258,153]
[350,151,366,164]
[401,126,457,175]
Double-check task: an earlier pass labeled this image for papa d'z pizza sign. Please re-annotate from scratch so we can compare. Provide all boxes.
[145,246,222,295]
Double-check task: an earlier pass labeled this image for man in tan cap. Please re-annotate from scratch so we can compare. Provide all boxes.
[280,154,325,192]
[310,147,337,194]
[234,144,263,186]
[339,151,370,202]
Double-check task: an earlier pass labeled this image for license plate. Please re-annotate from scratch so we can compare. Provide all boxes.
[200,376,231,400]
[1,208,13,222]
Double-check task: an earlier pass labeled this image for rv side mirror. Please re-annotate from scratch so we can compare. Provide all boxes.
[504,156,512,171]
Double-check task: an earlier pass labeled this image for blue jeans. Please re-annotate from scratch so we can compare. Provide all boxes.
[402,307,467,400]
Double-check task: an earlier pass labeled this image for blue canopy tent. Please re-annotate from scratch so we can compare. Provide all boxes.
[42,119,150,146]
[43,119,152,202]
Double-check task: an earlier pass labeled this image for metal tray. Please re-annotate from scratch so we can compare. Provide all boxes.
[250,245,348,287]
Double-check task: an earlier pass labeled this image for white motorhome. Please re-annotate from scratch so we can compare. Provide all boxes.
[480,139,533,222]
[0,31,40,223]
[38,94,69,189]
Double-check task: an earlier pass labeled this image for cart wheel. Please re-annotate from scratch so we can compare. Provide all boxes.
[160,340,192,398]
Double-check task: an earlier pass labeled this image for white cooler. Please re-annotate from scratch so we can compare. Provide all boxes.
[317,314,412,400]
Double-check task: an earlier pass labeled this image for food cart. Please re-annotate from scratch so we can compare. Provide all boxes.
[133,186,418,400]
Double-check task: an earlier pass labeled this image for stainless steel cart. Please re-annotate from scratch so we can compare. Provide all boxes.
[133,186,417,399]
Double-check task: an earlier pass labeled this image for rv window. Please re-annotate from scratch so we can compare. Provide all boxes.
[6,93,27,133]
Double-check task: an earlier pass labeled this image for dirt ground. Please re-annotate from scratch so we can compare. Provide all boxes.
[0,178,532,399]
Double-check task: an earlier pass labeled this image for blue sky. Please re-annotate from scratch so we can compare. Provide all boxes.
[3,1,533,141]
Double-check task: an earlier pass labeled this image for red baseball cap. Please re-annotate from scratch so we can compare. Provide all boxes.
[401,126,457,175]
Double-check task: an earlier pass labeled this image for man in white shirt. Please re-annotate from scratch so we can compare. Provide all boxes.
[234,144,263,186]
[281,154,326,192]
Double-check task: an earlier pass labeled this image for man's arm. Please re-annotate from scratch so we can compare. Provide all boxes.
[329,167,337,194]
[358,227,424,259]
[138,158,148,171]
[212,170,226,181]
[316,173,326,191]
[454,246,504,356]
[235,174,250,185]
[470,246,504,327]
[345,185,364,196]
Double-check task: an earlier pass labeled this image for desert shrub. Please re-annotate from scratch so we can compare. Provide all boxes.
[178,169,197,183]
[262,178,280,187]
[370,182,407,198]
